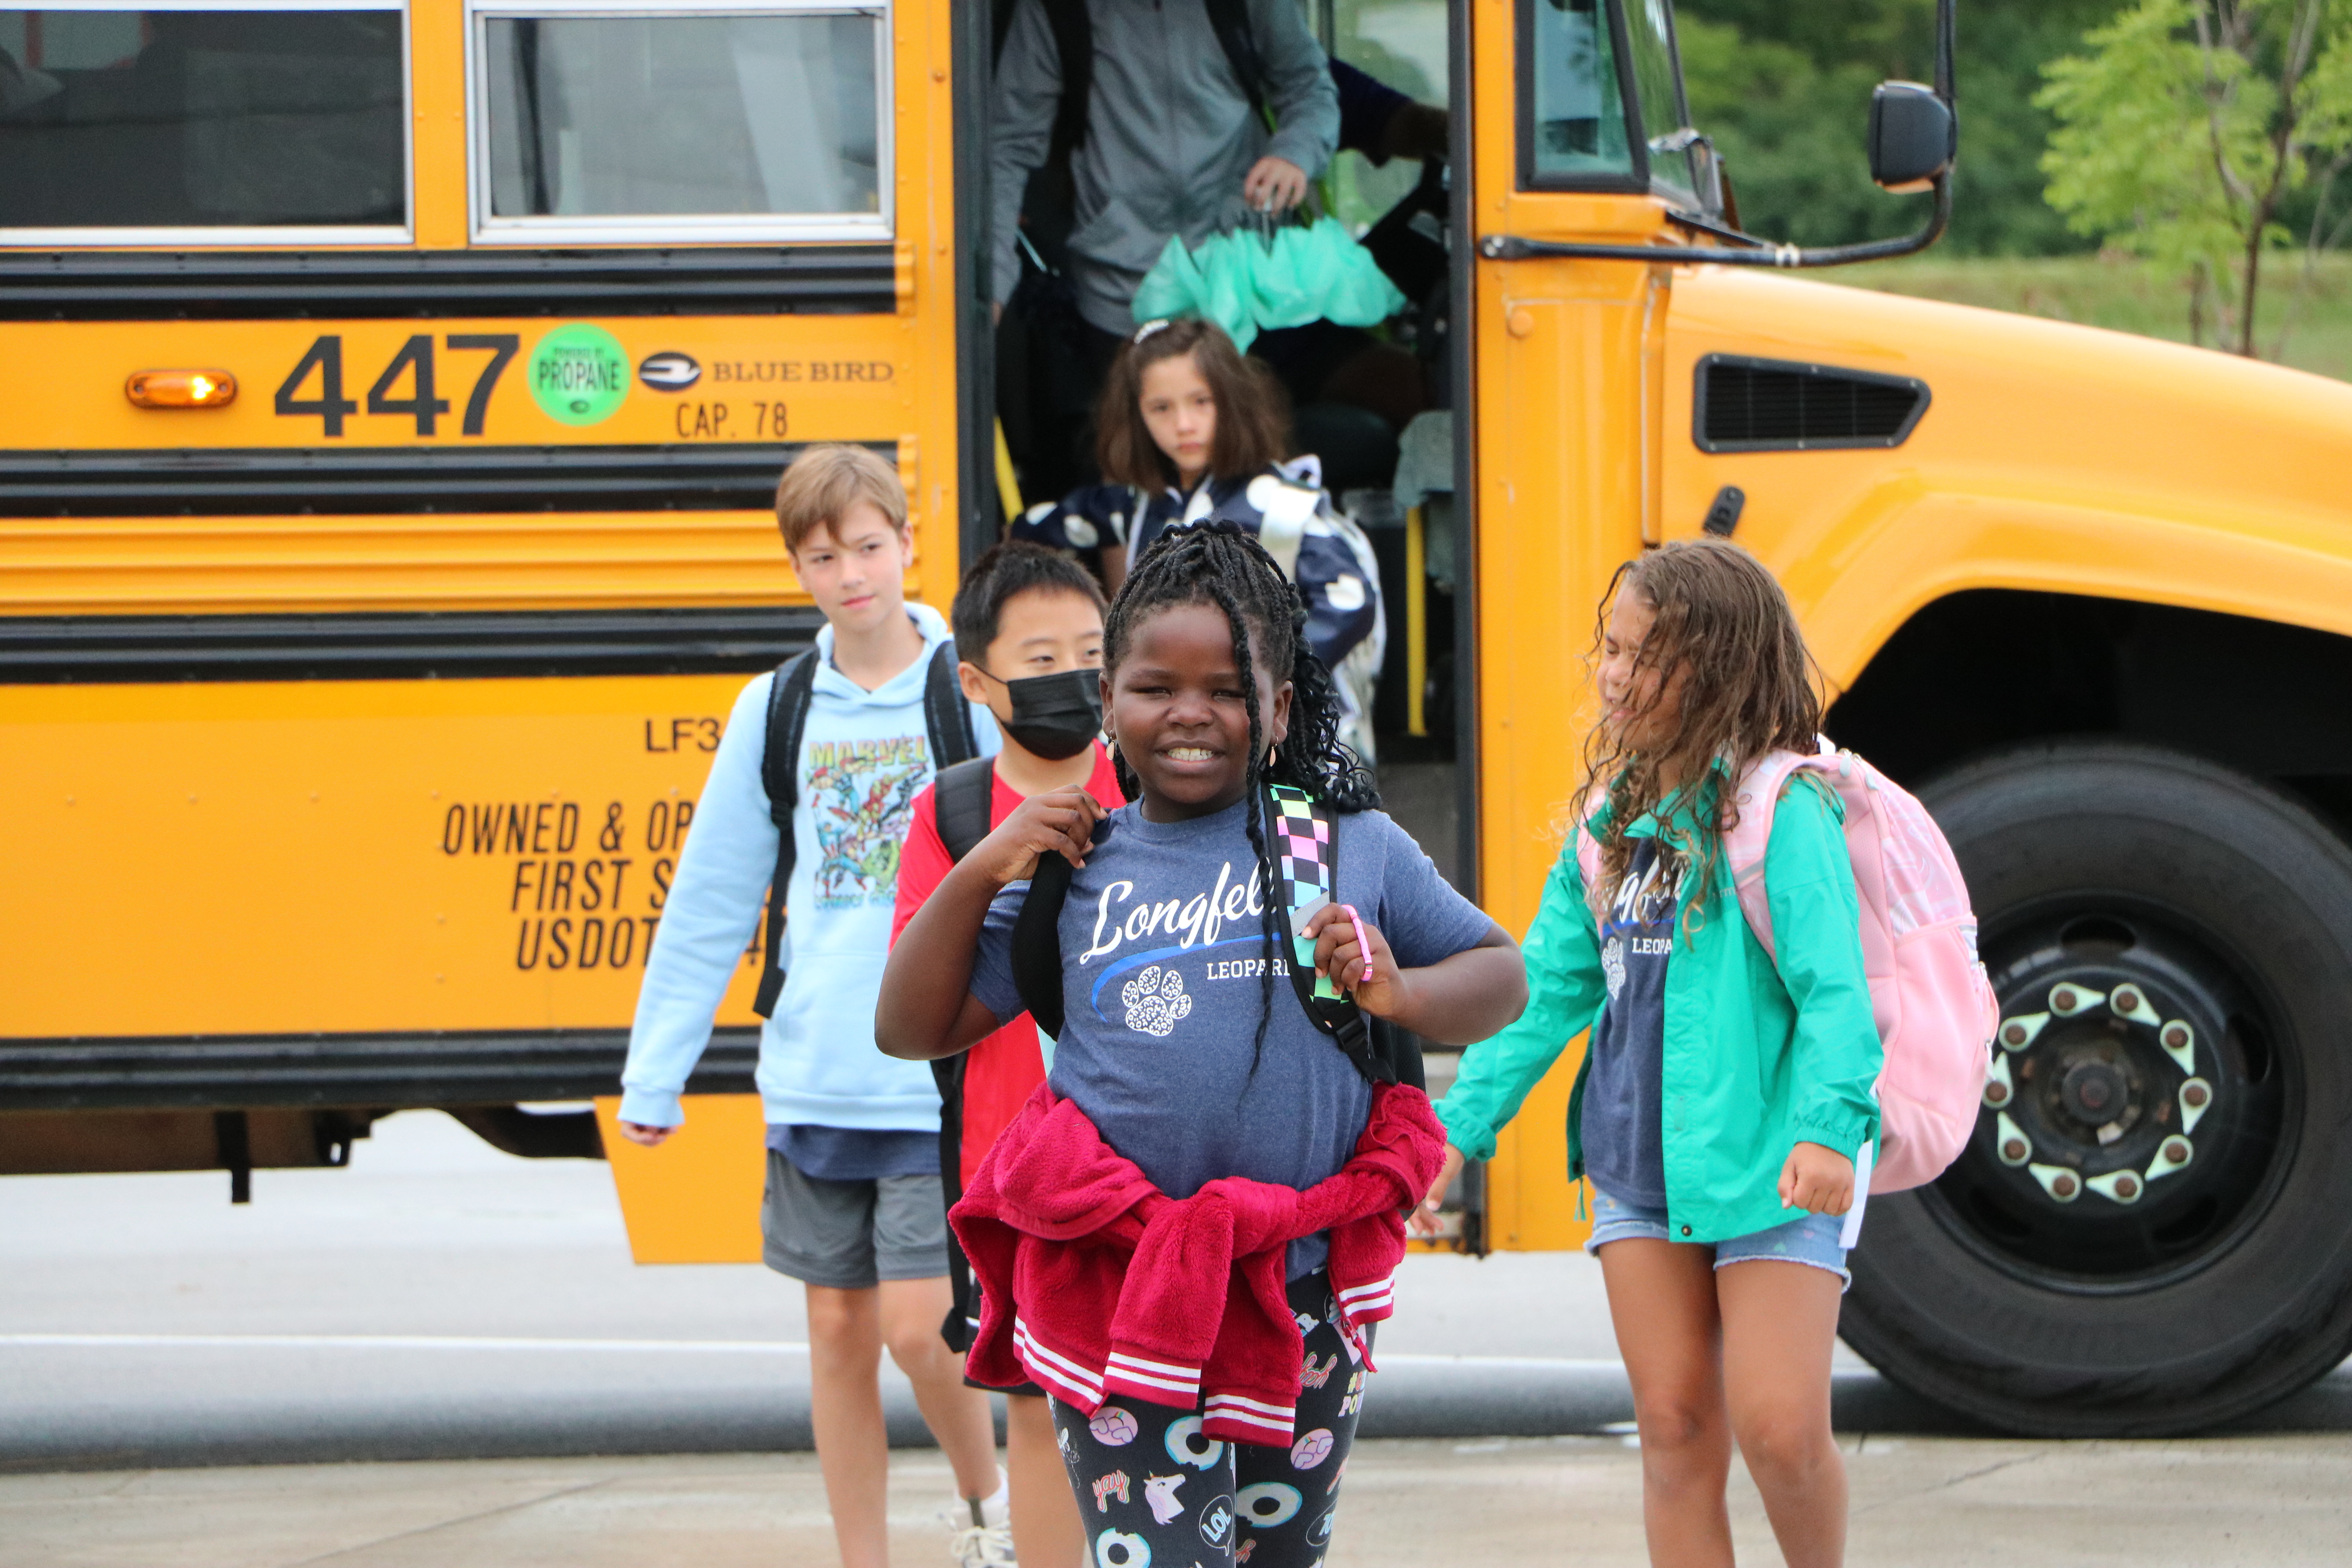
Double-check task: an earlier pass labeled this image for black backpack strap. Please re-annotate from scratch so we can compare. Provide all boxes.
[934,756,998,866]
[752,652,820,1019]
[930,1046,978,1352]
[924,639,981,771]
[918,664,991,1354]
[1036,0,1095,165]
[1200,0,1269,121]
[1267,784,1395,1084]
[1010,811,1106,1039]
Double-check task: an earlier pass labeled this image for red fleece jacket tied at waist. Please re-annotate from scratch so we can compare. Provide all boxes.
[949,1080,1445,1446]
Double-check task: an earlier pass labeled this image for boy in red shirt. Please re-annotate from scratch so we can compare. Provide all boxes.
[894,542,1118,1568]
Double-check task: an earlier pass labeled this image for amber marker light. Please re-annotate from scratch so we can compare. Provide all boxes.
[126,370,238,408]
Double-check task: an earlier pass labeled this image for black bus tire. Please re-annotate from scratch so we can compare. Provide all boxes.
[1840,740,2352,1437]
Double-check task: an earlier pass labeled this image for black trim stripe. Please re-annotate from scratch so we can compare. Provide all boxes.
[0,442,871,517]
[0,246,895,321]
[0,605,824,683]
[0,1028,760,1111]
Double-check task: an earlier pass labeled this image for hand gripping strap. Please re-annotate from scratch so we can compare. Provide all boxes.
[1267,784,1391,1084]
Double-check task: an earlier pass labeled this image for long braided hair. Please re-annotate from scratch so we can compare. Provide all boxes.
[1104,521,1381,1067]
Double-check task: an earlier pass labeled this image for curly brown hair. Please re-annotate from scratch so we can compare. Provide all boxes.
[1581,538,1826,925]
[1095,318,1289,489]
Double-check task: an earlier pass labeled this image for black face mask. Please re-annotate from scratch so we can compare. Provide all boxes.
[987,666,1104,760]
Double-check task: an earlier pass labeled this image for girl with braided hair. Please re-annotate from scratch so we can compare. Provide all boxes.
[880,521,1523,1568]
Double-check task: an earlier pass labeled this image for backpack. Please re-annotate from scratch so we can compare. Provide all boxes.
[1574,739,1998,1194]
[750,641,979,1018]
[1010,786,1422,1090]
[923,754,1009,1355]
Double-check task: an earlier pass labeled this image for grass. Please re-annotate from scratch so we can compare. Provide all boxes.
[1835,252,2352,383]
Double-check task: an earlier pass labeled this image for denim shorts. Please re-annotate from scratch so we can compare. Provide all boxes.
[1583,1185,1857,1290]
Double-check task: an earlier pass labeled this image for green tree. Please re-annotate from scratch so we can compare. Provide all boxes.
[1678,0,2118,255]
[2039,0,2352,355]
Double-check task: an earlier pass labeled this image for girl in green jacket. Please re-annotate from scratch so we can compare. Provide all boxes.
[1421,539,1881,1568]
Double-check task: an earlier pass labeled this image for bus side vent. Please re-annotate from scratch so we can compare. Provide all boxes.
[1695,355,1929,453]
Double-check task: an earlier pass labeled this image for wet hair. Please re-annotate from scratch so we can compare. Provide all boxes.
[773,443,906,555]
[1104,520,1381,1067]
[1096,318,1290,490]
[950,540,1107,669]
[1582,537,1825,929]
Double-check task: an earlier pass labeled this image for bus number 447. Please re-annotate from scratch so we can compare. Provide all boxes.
[274,333,521,438]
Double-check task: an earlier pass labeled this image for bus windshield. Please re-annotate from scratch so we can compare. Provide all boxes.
[1619,0,1693,198]
[0,5,405,236]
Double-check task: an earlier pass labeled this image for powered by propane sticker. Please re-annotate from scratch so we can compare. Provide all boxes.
[529,324,630,425]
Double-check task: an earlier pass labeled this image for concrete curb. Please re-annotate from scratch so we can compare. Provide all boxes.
[8,1353,2348,1473]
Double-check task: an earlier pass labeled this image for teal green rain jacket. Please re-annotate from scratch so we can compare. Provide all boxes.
[1438,771,1882,1244]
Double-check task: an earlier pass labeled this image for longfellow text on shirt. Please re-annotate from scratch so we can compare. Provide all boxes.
[1078,859,1272,964]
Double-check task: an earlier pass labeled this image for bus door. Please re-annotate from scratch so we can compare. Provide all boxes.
[1436,0,1697,1252]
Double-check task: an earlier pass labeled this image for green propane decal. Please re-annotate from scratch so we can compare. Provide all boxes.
[529,324,630,426]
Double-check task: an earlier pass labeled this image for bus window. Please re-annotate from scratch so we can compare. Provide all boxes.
[475,4,887,243]
[0,4,406,240]
[1520,0,1631,187]
[1325,0,1447,233]
[1618,0,1693,199]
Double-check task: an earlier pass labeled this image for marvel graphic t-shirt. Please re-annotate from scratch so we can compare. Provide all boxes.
[1580,838,1683,1209]
[969,796,1493,1277]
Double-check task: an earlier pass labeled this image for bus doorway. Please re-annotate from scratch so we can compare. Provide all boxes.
[982,0,1484,1246]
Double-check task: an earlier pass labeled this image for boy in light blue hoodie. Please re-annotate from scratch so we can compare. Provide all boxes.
[617,445,1013,1568]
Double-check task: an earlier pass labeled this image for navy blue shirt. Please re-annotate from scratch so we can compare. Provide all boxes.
[1580,839,1681,1209]
[768,1125,937,1181]
[1332,57,1410,163]
[970,798,1492,1277]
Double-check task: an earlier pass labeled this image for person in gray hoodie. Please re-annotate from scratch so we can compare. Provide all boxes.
[988,0,1340,348]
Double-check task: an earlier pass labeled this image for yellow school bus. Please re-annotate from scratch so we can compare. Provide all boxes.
[10,0,2352,1440]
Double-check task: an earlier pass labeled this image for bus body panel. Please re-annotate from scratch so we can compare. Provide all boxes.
[0,0,975,1189]
[3,674,769,1038]
[1660,269,2352,687]
[0,317,916,454]
[595,1094,767,1264]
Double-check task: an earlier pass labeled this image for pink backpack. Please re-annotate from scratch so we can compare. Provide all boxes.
[1575,739,1998,1193]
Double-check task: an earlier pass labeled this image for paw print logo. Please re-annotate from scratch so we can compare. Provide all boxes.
[1601,935,1627,1002]
[1120,966,1193,1037]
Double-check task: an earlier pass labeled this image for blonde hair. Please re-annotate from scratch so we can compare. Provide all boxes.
[773,443,906,555]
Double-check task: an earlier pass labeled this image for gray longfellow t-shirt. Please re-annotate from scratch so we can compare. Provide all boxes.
[969,796,1493,1277]
[1581,838,1682,1209]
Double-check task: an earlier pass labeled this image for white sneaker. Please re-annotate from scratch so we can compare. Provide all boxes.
[943,1475,1016,1568]
[947,1519,1017,1568]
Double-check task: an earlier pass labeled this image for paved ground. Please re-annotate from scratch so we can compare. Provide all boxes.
[2,1110,1940,1470]
[10,1434,2352,1568]
[9,1109,2352,1563]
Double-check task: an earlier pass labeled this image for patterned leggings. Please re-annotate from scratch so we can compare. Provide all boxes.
[1049,1273,1371,1568]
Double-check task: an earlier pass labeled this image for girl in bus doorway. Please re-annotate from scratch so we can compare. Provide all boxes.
[1012,318,1387,764]
[1422,539,1882,1568]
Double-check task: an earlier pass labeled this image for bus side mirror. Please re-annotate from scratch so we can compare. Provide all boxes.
[1868,82,1955,194]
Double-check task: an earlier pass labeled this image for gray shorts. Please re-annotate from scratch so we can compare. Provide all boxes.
[760,1149,949,1289]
